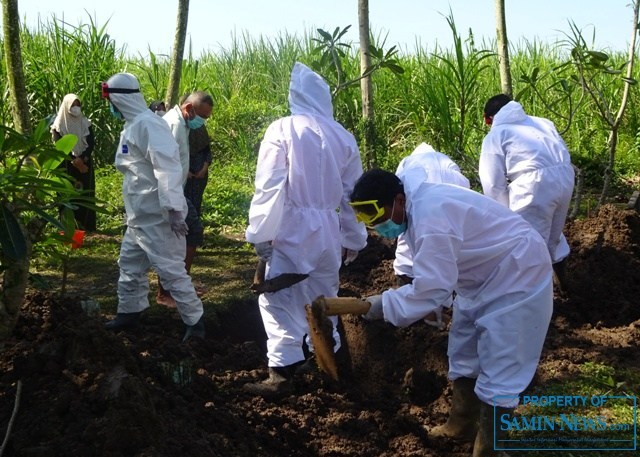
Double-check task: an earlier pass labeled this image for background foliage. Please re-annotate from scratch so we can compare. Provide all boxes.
[1,14,639,236]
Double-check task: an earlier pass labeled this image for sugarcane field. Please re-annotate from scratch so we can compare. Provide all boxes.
[2,2,640,457]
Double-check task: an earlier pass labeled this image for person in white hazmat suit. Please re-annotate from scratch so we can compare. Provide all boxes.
[480,94,574,292]
[394,143,471,329]
[394,143,470,287]
[102,73,204,342]
[350,168,553,457]
[243,62,368,395]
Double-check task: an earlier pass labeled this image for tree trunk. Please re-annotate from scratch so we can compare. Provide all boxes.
[495,0,513,97]
[1,0,31,133]
[0,237,32,339]
[358,0,376,169]
[165,0,190,108]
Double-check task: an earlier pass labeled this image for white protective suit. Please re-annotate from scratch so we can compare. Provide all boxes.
[245,62,368,368]
[109,73,203,326]
[394,143,470,277]
[479,101,575,263]
[380,183,553,407]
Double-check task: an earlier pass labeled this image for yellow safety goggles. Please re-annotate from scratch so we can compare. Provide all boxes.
[349,200,386,226]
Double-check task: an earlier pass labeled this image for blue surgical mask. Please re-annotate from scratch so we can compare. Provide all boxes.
[187,115,204,129]
[373,218,407,238]
[110,102,123,121]
[373,199,407,238]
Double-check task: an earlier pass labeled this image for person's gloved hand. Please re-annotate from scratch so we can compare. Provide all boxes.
[342,248,359,266]
[254,241,273,261]
[168,210,189,237]
[424,308,445,330]
[363,294,384,321]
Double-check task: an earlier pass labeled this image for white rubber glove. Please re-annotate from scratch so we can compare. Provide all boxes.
[342,248,359,266]
[363,294,384,321]
[424,307,445,330]
[168,210,188,237]
[254,241,273,261]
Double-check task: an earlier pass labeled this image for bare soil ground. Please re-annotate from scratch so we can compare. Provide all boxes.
[1,204,639,457]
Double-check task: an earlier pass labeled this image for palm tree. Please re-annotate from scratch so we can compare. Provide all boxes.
[2,0,30,133]
[358,0,376,168]
[495,0,513,97]
[165,0,190,107]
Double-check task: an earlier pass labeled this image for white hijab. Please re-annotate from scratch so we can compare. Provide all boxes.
[50,93,91,157]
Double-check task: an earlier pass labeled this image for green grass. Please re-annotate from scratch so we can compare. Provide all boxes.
[28,229,257,330]
[29,164,257,326]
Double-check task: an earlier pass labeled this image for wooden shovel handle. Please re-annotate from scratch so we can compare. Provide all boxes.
[315,297,371,315]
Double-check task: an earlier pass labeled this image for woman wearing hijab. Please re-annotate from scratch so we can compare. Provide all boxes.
[51,93,97,231]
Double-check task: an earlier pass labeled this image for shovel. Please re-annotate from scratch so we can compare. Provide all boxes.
[250,259,309,294]
[304,295,371,380]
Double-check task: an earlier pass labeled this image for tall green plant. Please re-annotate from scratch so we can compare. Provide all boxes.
[409,12,493,170]
[18,14,124,166]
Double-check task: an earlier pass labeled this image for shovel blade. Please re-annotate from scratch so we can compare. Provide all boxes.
[251,273,309,294]
[305,303,339,380]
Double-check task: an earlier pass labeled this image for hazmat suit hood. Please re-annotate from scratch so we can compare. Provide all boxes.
[492,100,527,126]
[105,73,148,121]
[288,62,333,119]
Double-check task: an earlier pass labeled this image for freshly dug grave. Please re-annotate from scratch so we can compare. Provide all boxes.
[0,204,639,457]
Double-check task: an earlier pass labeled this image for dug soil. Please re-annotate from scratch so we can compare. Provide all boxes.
[1,204,639,457]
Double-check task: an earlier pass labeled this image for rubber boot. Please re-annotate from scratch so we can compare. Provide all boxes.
[243,366,295,396]
[429,377,481,441]
[552,257,568,294]
[473,402,513,457]
[293,355,317,375]
[182,316,205,342]
[105,312,141,330]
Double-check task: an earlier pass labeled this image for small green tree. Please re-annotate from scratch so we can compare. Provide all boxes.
[518,1,639,213]
[310,25,403,168]
[565,8,640,207]
[0,119,97,339]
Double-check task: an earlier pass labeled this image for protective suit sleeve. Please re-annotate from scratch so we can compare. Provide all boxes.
[382,232,459,327]
[144,117,186,213]
[479,132,510,207]
[339,143,368,251]
[245,122,288,244]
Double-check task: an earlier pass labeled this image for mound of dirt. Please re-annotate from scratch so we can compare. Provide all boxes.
[1,204,639,457]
